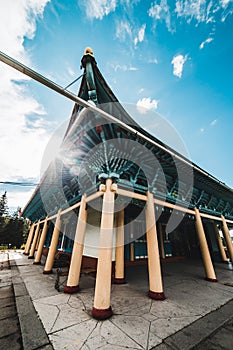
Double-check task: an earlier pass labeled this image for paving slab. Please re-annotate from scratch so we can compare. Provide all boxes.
[159,300,233,350]
[0,332,22,350]
[3,251,233,350]
[49,319,97,350]
[6,252,54,350]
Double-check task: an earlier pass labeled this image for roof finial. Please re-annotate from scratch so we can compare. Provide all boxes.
[84,47,94,57]
[81,47,96,69]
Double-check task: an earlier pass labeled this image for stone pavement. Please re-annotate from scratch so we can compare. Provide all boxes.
[0,251,233,350]
[0,251,22,350]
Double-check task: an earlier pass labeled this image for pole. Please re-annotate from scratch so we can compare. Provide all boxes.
[195,208,217,281]
[64,195,87,293]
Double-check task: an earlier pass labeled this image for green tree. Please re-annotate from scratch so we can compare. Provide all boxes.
[0,191,8,246]
[0,192,29,248]
[0,191,8,217]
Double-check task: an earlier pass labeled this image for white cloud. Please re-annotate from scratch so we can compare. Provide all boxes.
[7,189,35,215]
[116,20,132,41]
[81,0,116,20]
[134,24,146,46]
[210,119,218,126]
[67,66,76,77]
[138,88,144,94]
[171,54,187,78]
[175,0,233,24]
[199,37,214,49]
[148,0,172,31]
[148,0,233,33]
[136,97,159,114]
[148,58,158,64]
[110,63,138,72]
[200,127,205,133]
[220,0,232,8]
[0,0,51,210]
[175,0,208,24]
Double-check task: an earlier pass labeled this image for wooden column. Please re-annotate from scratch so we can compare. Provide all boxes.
[221,215,233,263]
[34,217,49,265]
[146,191,165,300]
[24,223,35,255]
[28,221,40,259]
[92,179,115,320]
[194,208,217,281]
[43,209,62,274]
[130,221,134,261]
[130,243,134,261]
[113,209,125,284]
[64,195,87,293]
[213,223,228,263]
[35,229,41,250]
[158,222,165,259]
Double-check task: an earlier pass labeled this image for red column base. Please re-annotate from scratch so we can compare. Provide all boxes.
[33,261,41,265]
[64,285,79,294]
[112,277,126,284]
[43,270,53,274]
[92,306,113,320]
[28,256,34,259]
[205,277,218,282]
[148,290,166,300]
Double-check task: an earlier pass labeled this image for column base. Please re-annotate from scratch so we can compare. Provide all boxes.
[92,306,113,320]
[33,261,41,265]
[148,290,166,300]
[28,256,34,259]
[64,285,79,294]
[112,277,126,284]
[43,270,53,275]
[205,277,218,282]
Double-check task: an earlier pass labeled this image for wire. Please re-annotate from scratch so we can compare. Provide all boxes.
[0,181,38,186]
[63,73,85,90]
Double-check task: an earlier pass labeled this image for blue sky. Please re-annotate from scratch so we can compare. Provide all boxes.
[0,0,233,213]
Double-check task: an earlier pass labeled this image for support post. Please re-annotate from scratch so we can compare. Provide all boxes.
[130,243,134,261]
[64,195,87,293]
[213,223,228,263]
[34,217,49,265]
[221,215,233,263]
[158,222,165,259]
[129,221,134,261]
[43,209,62,274]
[195,208,217,282]
[92,179,115,320]
[35,229,41,250]
[24,223,35,255]
[28,221,40,259]
[146,191,165,300]
[113,209,125,284]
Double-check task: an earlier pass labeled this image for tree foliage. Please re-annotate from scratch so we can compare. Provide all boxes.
[0,191,8,217]
[0,192,29,248]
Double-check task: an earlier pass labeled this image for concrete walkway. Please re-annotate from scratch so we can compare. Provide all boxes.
[1,251,233,350]
[0,251,22,350]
